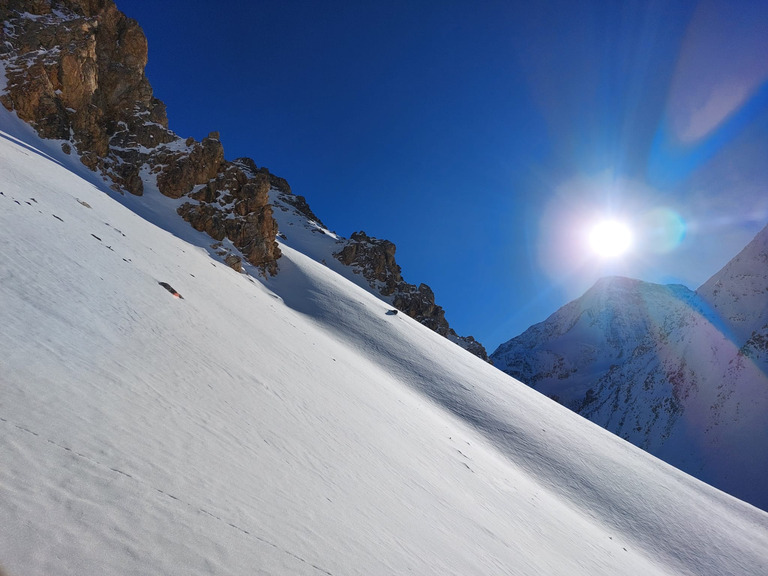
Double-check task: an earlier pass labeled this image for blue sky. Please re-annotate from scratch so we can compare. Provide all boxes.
[117,0,768,352]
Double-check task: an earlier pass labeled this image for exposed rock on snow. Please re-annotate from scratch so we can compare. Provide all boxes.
[176,163,279,275]
[335,231,401,295]
[158,281,182,299]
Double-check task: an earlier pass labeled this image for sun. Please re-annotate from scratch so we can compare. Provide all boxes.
[588,219,633,259]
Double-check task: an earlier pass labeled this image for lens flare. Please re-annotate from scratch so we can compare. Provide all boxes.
[640,207,686,254]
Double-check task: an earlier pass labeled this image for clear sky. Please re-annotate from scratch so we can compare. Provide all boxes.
[117,0,768,353]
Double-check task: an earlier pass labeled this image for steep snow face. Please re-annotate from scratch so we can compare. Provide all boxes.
[3,114,768,576]
[698,223,768,343]
[492,272,768,511]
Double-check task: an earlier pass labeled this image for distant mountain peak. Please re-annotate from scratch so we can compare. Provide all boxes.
[491,225,768,511]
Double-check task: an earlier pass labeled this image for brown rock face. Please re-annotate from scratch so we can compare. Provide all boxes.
[334,231,490,361]
[177,164,280,275]
[336,232,402,295]
[0,0,167,173]
[0,0,280,273]
[156,136,226,199]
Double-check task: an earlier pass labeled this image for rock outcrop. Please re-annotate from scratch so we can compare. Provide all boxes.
[335,231,489,361]
[0,0,280,272]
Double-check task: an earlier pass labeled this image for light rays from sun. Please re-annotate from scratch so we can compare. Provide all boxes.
[534,173,692,299]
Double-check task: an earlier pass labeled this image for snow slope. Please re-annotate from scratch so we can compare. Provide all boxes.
[2,113,768,575]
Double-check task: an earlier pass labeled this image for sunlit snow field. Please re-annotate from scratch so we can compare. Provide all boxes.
[1,108,767,575]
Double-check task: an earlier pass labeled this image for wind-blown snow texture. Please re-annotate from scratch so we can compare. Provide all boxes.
[1,108,768,575]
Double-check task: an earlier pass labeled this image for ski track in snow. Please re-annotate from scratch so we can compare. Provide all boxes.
[1,106,768,576]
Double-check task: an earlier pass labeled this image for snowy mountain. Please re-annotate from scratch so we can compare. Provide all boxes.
[491,232,768,511]
[3,84,768,576]
[2,2,768,574]
[492,277,699,406]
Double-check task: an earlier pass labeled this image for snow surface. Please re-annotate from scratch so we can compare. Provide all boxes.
[1,108,768,575]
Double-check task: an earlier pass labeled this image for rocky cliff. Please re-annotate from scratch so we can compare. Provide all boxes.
[490,225,768,511]
[0,0,280,273]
